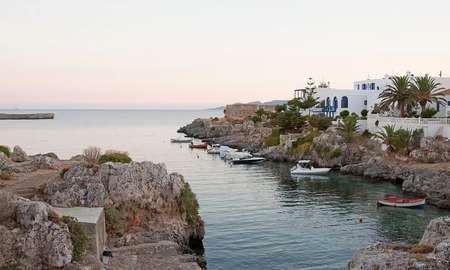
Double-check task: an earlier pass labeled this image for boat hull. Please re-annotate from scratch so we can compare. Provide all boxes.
[290,168,331,175]
[189,144,208,149]
[232,158,265,164]
[171,139,193,143]
[377,197,426,209]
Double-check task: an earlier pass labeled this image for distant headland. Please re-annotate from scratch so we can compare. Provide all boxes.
[0,113,55,120]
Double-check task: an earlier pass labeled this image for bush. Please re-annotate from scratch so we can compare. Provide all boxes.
[0,145,11,158]
[339,110,350,119]
[264,128,281,147]
[82,147,101,165]
[337,116,359,143]
[361,129,372,138]
[361,109,368,119]
[62,216,89,262]
[289,128,319,155]
[105,207,123,235]
[421,108,437,118]
[374,125,415,154]
[308,115,332,131]
[179,183,199,225]
[350,112,359,119]
[99,150,132,164]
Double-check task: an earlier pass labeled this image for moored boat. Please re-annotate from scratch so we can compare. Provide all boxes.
[189,142,208,149]
[231,157,265,164]
[170,137,193,143]
[290,160,331,175]
[207,144,221,154]
[377,195,426,209]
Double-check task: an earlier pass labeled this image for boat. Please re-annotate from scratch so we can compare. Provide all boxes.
[377,195,426,209]
[189,142,208,149]
[290,160,331,175]
[231,157,265,164]
[170,137,193,143]
[224,151,252,161]
[207,144,221,154]
[219,146,236,159]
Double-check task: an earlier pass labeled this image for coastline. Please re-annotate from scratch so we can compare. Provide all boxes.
[0,113,55,120]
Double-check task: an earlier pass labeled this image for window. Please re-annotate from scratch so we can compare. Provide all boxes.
[326,97,330,107]
[362,84,367,90]
[377,86,380,90]
[341,96,348,108]
[357,84,360,90]
[333,97,338,109]
[364,100,367,105]
[448,100,450,106]
[370,83,375,90]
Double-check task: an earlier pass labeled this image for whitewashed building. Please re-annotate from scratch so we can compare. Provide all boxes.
[295,73,450,117]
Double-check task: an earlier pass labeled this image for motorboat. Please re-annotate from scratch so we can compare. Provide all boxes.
[189,142,208,149]
[170,137,193,143]
[224,151,252,161]
[290,160,331,175]
[219,146,236,159]
[231,156,266,164]
[377,195,426,209]
[207,144,221,154]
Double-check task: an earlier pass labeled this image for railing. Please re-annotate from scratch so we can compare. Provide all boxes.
[367,115,450,126]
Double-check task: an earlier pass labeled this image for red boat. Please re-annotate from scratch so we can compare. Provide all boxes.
[377,195,425,209]
[189,143,208,149]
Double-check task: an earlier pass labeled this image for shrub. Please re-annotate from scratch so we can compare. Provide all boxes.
[0,145,11,158]
[289,128,319,155]
[62,216,89,262]
[98,150,132,164]
[420,108,437,118]
[264,128,281,147]
[350,112,359,119]
[339,110,350,119]
[82,146,101,165]
[361,109,368,119]
[179,183,199,225]
[374,125,415,154]
[308,115,332,131]
[337,116,359,143]
[105,207,123,235]
[361,129,372,138]
[250,115,262,124]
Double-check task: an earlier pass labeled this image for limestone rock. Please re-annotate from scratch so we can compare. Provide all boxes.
[0,191,73,269]
[420,216,450,246]
[11,146,28,162]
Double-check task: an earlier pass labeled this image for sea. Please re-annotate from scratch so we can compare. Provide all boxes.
[0,109,448,270]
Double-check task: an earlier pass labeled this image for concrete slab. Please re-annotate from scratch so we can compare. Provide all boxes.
[55,207,106,260]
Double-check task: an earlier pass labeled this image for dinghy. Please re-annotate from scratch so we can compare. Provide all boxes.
[290,160,331,175]
[231,156,265,164]
[189,142,208,149]
[377,195,425,209]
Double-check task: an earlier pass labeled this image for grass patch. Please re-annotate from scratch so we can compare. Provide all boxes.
[179,183,199,225]
[62,216,90,262]
[264,128,281,147]
[99,151,132,164]
[0,145,11,158]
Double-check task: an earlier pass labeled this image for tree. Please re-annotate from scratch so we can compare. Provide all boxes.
[378,75,415,117]
[361,109,368,119]
[411,74,446,114]
[339,110,350,119]
[337,116,359,143]
[276,111,306,132]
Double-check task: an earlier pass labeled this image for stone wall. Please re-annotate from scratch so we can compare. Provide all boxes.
[224,104,276,121]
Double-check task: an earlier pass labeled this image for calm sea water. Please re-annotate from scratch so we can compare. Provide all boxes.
[1,110,448,270]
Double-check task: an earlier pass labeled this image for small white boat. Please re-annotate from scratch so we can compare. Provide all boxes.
[224,151,252,161]
[290,160,331,175]
[232,157,265,164]
[207,144,221,154]
[377,195,426,209]
[219,146,236,159]
[170,137,193,143]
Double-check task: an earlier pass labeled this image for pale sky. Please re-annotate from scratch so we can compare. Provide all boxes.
[1,0,450,109]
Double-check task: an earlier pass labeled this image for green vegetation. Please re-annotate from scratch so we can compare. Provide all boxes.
[264,128,281,147]
[275,110,306,132]
[105,207,123,235]
[373,125,422,154]
[360,109,368,119]
[337,116,359,143]
[314,144,342,160]
[0,263,18,270]
[99,151,132,164]
[378,74,446,117]
[339,110,349,119]
[308,115,332,131]
[289,128,320,155]
[361,129,372,138]
[420,108,437,118]
[0,145,11,158]
[62,216,89,262]
[179,183,199,225]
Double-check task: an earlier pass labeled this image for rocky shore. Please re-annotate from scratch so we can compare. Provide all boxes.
[0,146,205,269]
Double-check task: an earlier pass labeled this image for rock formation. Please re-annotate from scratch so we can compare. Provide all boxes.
[0,191,73,269]
[11,145,28,162]
[348,216,450,270]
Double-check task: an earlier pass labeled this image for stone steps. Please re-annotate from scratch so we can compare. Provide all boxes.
[106,241,202,270]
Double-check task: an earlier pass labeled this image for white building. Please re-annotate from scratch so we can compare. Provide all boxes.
[295,73,450,117]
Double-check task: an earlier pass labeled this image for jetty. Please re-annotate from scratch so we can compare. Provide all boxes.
[0,113,54,120]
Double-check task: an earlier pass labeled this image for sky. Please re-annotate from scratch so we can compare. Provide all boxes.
[1,0,450,109]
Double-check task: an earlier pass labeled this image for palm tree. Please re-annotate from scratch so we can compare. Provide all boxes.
[378,75,415,117]
[337,116,359,143]
[411,74,446,113]
[373,125,397,151]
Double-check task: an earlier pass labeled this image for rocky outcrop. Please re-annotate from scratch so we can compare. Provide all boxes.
[348,216,450,270]
[409,137,450,163]
[342,157,450,208]
[44,161,204,259]
[0,191,73,269]
[11,146,28,162]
